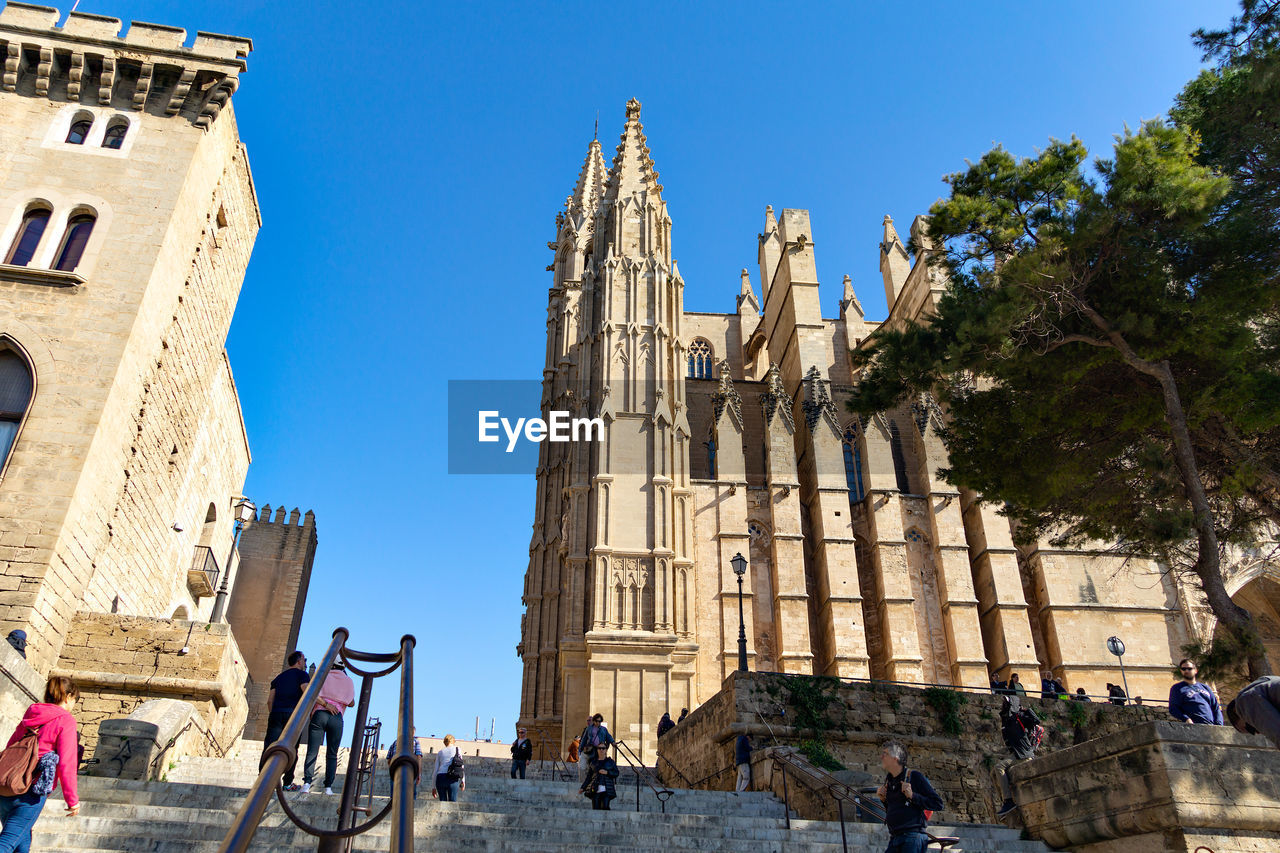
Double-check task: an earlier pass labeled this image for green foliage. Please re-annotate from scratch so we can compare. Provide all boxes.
[923,687,968,737]
[799,738,845,772]
[782,674,842,734]
[1065,701,1090,730]
[847,1,1280,677]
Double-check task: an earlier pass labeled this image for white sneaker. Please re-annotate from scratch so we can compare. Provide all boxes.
[300,783,311,794]
[323,787,333,796]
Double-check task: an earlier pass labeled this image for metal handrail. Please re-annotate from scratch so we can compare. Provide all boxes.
[768,747,959,852]
[654,752,695,788]
[611,739,674,813]
[148,714,234,780]
[352,718,382,816]
[525,725,573,781]
[755,670,1147,706]
[217,628,418,853]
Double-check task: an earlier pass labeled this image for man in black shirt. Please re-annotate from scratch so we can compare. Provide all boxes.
[876,740,944,853]
[260,650,310,791]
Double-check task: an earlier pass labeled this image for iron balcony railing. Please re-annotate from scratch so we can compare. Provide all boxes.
[188,545,220,598]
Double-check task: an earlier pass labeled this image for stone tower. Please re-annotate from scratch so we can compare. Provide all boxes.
[227,505,318,740]
[519,99,698,760]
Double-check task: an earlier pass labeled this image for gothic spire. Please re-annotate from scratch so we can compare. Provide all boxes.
[567,137,608,218]
[603,98,663,202]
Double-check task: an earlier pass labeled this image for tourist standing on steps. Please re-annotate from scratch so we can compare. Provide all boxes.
[386,729,423,799]
[1227,676,1280,748]
[583,745,619,810]
[1107,683,1127,706]
[0,676,81,851]
[261,650,309,791]
[431,734,465,802]
[1008,673,1027,698]
[1169,659,1224,726]
[575,715,593,786]
[302,660,355,795]
[734,734,752,792]
[510,728,532,779]
[876,740,944,853]
[567,735,579,765]
[657,712,675,738]
[995,696,1040,819]
[677,708,689,725]
[578,714,614,780]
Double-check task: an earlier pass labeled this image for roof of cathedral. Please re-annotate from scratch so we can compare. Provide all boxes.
[603,98,663,202]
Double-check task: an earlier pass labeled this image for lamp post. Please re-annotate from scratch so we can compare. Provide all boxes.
[211,497,256,623]
[1106,636,1130,700]
[732,552,748,672]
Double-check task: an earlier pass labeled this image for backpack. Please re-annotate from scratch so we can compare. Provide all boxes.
[1017,711,1045,750]
[0,725,43,797]
[446,747,465,781]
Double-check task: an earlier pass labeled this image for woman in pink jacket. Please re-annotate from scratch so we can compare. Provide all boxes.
[0,676,80,852]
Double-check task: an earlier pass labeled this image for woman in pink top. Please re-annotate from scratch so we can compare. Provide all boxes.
[0,676,80,852]
[302,661,354,794]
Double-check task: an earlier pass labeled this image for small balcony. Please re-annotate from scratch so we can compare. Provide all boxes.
[187,545,220,598]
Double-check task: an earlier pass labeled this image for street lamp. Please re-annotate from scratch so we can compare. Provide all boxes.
[1106,636,1131,701]
[732,552,748,672]
[211,497,256,624]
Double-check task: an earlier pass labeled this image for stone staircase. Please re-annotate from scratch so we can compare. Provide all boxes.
[28,746,1052,851]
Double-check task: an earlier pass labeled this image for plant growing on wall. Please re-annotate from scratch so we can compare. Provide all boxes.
[923,687,968,737]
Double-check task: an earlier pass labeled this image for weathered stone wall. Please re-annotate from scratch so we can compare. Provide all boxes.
[227,505,317,740]
[52,612,250,757]
[0,635,44,737]
[658,671,1170,824]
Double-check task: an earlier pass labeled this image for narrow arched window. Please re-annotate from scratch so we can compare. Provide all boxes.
[4,207,51,267]
[53,214,95,272]
[101,120,128,150]
[889,420,912,494]
[842,426,866,502]
[66,119,93,145]
[687,339,714,379]
[0,347,34,469]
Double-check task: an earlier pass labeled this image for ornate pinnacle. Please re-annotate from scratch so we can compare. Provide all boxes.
[626,98,642,120]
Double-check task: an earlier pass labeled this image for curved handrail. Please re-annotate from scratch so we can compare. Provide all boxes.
[525,724,573,781]
[217,628,419,853]
[768,747,959,851]
[612,739,674,813]
[654,752,695,788]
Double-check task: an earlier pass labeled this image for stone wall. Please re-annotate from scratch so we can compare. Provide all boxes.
[657,670,1170,823]
[52,612,250,757]
[0,635,44,736]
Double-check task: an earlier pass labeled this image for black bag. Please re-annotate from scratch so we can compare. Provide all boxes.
[446,747,464,781]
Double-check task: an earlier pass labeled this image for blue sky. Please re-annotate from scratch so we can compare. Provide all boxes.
[53,0,1240,743]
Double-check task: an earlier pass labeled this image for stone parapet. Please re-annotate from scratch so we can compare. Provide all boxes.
[1011,720,1280,853]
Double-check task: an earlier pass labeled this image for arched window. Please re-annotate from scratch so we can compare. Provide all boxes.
[889,420,912,494]
[4,207,51,267]
[0,346,34,470]
[66,118,93,145]
[687,339,714,379]
[101,119,128,150]
[53,213,95,272]
[199,503,217,547]
[842,426,866,502]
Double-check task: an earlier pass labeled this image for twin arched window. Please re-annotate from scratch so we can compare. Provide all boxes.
[687,339,714,379]
[64,114,130,149]
[4,205,96,273]
[0,345,34,471]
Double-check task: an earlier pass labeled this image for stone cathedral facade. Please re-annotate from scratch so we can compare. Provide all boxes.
[517,99,1227,760]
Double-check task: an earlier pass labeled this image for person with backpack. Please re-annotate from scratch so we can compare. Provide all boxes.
[0,676,81,851]
[995,696,1041,818]
[431,734,465,802]
[875,740,944,853]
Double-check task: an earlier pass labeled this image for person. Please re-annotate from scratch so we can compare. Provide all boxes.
[1169,659,1224,725]
[567,736,579,765]
[386,729,424,799]
[1009,673,1027,698]
[582,744,618,810]
[578,714,614,782]
[875,740,944,853]
[734,734,752,792]
[261,650,310,791]
[1107,682,1127,706]
[657,712,675,738]
[302,660,354,795]
[510,728,532,779]
[0,676,81,851]
[431,734,465,802]
[5,631,26,660]
[1073,688,1090,702]
[989,673,1008,695]
[1227,676,1280,748]
[995,696,1040,818]
[1040,672,1065,700]
[575,715,594,785]
[677,708,689,724]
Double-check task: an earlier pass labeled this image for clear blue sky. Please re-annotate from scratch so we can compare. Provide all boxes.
[52,0,1240,743]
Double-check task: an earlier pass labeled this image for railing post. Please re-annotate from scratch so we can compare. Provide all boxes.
[836,797,847,853]
[781,763,791,830]
[387,635,417,853]
[635,759,640,813]
[318,672,374,853]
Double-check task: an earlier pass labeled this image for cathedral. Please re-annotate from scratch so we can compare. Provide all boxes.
[516,99,1264,760]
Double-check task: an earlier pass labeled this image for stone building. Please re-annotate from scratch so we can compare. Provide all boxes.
[0,3,312,753]
[517,98,1253,761]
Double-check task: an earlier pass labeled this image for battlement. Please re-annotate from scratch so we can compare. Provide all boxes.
[0,3,250,128]
[253,504,316,528]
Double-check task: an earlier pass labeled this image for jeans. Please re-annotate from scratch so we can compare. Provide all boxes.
[994,756,1025,802]
[885,831,929,853]
[0,790,48,853]
[435,773,460,801]
[261,709,301,786]
[510,759,527,779]
[304,709,344,788]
